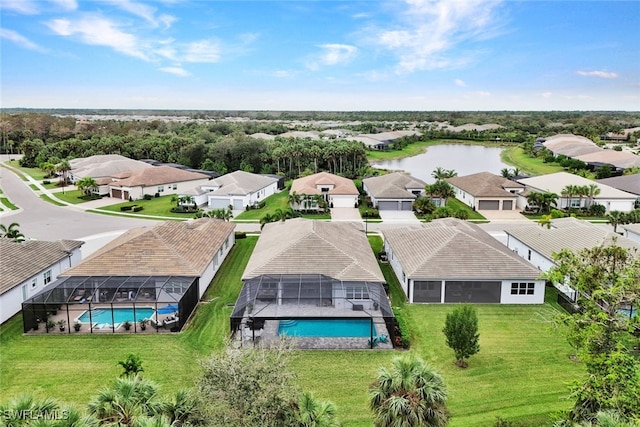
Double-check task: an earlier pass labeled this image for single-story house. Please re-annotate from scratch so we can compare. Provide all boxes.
[349,130,421,150]
[109,166,211,200]
[231,219,394,348]
[1,239,83,324]
[504,217,640,301]
[205,171,280,210]
[622,223,640,244]
[22,219,235,334]
[362,172,426,211]
[383,218,545,304]
[542,134,602,157]
[290,172,359,209]
[517,172,637,212]
[446,172,524,211]
[69,154,152,183]
[575,150,640,171]
[597,174,640,197]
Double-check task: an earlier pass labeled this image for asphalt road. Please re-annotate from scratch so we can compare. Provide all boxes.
[0,157,158,242]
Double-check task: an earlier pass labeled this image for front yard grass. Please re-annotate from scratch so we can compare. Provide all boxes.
[97,195,197,218]
[446,197,487,220]
[1,234,583,427]
[234,190,290,220]
[53,190,97,205]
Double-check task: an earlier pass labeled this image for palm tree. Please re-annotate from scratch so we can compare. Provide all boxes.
[431,167,457,180]
[0,394,59,427]
[295,392,340,427]
[56,160,71,192]
[369,354,449,427]
[539,192,559,214]
[288,191,302,210]
[430,180,455,205]
[76,177,98,197]
[0,222,25,241]
[413,197,436,215]
[87,376,165,427]
[561,184,579,211]
[260,213,274,229]
[500,168,513,178]
[585,183,601,208]
[164,389,196,427]
[607,210,627,233]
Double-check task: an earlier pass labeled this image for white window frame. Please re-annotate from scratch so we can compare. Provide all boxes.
[345,285,369,300]
[43,270,52,285]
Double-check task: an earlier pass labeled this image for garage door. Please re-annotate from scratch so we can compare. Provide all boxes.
[478,200,500,210]
[378,201,399,210]
[332,196,356,208]
[444,281,501,303]
[209,198,230,209]
[233,199,244,210]
[401,201,413,211]
[503,200,513,210]
[111,189,122,199]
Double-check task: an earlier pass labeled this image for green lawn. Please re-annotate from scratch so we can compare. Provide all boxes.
[40,194,66,206]
[97,195,197,218]
[3,161,49,181]
[446,197,486,220]
[235,191,290,220]
[51,189,97,205]
[501,147,565,176]
[0,197,18,210]
[0,235,583,426]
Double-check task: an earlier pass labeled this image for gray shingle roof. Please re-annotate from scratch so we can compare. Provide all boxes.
[446,172,522,198]
[242,218,384,282]
[209,171,279,196]
[505,221,640,262]
[518,172,636,199]
[383,218,541,280]
[0,239,84,295]
[363,172,426,199]
[62,219,234,277]
[597,174,640,195]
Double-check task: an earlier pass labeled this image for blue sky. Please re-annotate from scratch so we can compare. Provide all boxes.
[1,0,639,110]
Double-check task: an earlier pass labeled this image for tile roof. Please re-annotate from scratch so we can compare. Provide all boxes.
[383,218,540,280]
[70,155,152,179]
[543,134,601,157]
[0,239,84,295]
[242,218,384,282]
[575,150,640,169]
[61,219,235,277]
[505,221,640,262]
[290,172,359,196]
[363,172,426,199]
[446,172,523,198]
[209,171,279,196]
[597,174,640,195]
[111,166,209,187]
[518,172,636,199]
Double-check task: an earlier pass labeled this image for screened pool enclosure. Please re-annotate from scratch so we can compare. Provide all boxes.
[231,274,396,349]
[22,275,199,333]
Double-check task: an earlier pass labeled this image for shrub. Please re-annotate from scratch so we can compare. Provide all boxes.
[550,209,566,218]
[234,231,247,239]
[43,180,50,184]
[589,203,606,216]
[143,194,153,200]
[120,206,133,211]
[154,192,160,198]
[392,307,410,349]
[132,206,143,212]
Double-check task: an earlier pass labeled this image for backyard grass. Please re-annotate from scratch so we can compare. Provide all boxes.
[501,147,565,176]
[0,234,583,426]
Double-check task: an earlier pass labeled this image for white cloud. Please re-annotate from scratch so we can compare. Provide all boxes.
[182,40,221,63]
[306,44,357,70]
[576,70,618,79]
[47,16,149,60]
[541,91,552,98]
[159,66,190,77]
[48,0,78,11]
[0,29,45,52]
[1,0,40,14]
[454,78,466,87]
[100,0,176,28]
[374,0,504,73]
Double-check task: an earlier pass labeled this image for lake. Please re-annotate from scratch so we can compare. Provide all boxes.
[372,144,512,183]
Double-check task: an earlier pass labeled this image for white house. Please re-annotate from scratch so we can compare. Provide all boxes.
[622,223,640,244]
[69,154,152,183]
[504,218,640,300]
[0,239,84,324]
[109,166,211,201]
[446,172,524,211]
[383,218,545,304]
[206,171,279,210]
[290,172,359,209]
[362,172,426,210]
[517,172,637,212]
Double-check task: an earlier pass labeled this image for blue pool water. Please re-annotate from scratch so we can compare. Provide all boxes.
[78,308,155,325]
[278,319,376,337]
[618,308,637,318]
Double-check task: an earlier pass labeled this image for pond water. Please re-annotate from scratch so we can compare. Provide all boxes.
[372,144,512,183]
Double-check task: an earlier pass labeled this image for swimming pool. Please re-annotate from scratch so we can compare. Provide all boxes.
[77,307,155,325]
[278,319,376,337]
[618,308,637,318]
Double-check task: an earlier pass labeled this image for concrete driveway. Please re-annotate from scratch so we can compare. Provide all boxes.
[330,207,361,221]
[379,210,421,223]
[477,210,527,220]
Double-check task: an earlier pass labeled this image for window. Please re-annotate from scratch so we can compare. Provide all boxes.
[43,270,52,285]
[31,278,37,288]
[346,285,369,300]
[172,184,177,190]
[527,249,532,261]
[511,282,535,295]
[157,186,164,193]
[570,198,580,208]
